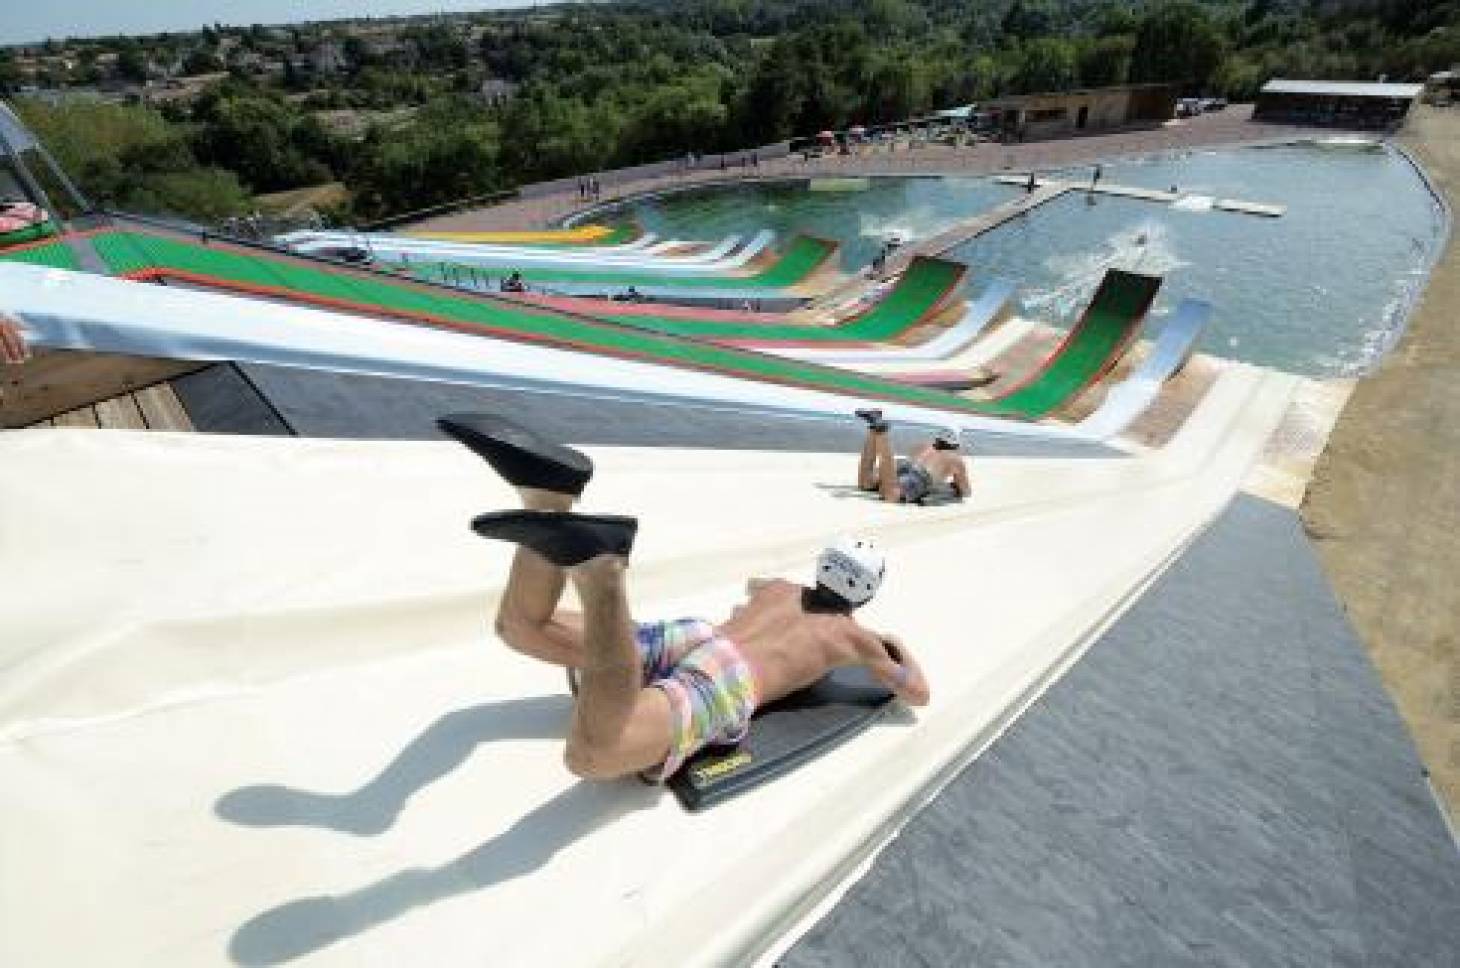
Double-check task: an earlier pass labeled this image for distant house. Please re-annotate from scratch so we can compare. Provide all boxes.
[1254,79,1423,129]
[367,39,419,70]
[312,41,348,75]
[1424,70,1459,105]
[984,83,1178,141]
[228,49,267,75]
[478,78,517,106]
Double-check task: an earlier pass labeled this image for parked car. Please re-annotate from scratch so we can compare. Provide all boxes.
[1176,98,1203,117]
[1199,97,1228,112]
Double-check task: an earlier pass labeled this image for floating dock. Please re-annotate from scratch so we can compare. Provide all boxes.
[994,176,1287,217]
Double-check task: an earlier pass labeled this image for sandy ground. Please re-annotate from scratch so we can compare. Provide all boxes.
[418,105,1320,234]
[1301,106,1460,828]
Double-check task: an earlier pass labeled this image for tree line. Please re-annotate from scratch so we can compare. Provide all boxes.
[7,0,1459,224]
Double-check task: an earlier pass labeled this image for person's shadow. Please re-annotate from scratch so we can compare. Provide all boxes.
[228,780,657,966]
[217,695,661,964]
[217,695,576,836]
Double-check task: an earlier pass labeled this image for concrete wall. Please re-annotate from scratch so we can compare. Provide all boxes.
[991,85,1176,141]
[517,142,793,200]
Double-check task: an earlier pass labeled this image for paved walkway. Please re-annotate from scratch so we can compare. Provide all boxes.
[787,494,1460,968]
[414,105,1323,235]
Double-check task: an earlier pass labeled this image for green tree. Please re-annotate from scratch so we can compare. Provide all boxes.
[1002,0,1058,41]
[12,98,248,219]
[1013,38,1077,94]
[181,48,224,76]
[116,46,149,83]
[347,100,504,218]
[191,95,335,192]
[1130,3,1226,92]
[1078,35,1134,88]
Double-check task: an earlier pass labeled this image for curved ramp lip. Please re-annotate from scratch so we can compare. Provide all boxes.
[609,255,971,347]
[979,269,1161,420]
[770,278,1018,363]
[1073,298,1213,440]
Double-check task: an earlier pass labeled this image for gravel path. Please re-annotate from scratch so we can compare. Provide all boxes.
[1302,105,1460,828]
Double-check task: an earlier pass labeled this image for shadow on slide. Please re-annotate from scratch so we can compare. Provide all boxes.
[227,780,659,966]
[220,695,661,965]
[216,695,575,837]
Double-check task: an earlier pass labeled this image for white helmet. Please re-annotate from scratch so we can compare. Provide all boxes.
[933,427,960,450]
[816,536,885,608]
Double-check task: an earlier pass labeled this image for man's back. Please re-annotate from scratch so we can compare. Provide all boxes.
[717,579,927,705]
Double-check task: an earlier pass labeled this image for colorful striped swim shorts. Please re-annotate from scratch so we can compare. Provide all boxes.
[635,618,759,782]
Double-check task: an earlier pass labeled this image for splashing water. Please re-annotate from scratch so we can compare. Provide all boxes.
[856,206,960,247]
[1020,221,1189,322]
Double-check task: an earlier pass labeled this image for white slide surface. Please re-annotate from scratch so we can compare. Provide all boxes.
[277,229,777,275]
[0,358,1296,967]
[1074,299,1212,439]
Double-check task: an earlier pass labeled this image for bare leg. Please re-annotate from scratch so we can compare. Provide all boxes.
[564,557,673,778]
[856,429,879,490]
[493,486,587,667]
[872,432,902,503]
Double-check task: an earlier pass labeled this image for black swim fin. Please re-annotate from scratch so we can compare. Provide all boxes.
[471,510,637,566]
[854,408,889,433]
[438,413,593,496]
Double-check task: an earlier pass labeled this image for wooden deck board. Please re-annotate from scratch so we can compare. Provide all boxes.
[133,383,194,431]
[52,405,100,428]
[0,348,204,428]
[94,395,148,430]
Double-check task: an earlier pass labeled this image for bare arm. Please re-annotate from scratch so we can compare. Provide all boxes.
[855,629,931,706]
[0,311,30,365]
[949,456,971,498]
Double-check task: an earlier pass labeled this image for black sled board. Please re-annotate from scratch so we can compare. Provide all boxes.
[669,666,894,811]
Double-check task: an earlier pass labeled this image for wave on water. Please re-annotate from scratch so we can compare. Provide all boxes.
[856,206,960,246]
[1020,220,1189,322]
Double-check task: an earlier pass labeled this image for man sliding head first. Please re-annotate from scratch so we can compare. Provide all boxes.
[439,413,930,783]
[853,408,970,504]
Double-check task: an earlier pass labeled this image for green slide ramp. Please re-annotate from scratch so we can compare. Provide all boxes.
[89,226,1151,423]
[0,220,59,247]
[0,237,79,270]
[411,235,837,290]
[597,257,965,343]
[85,227,1038,415]
[981,269,1159,420]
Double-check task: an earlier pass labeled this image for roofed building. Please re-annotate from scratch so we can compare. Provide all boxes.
[984,83,1179,141]
[1255,79,1424,129]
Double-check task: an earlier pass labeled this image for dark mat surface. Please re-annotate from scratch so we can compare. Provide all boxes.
[671,666,894,811]
[782,495,1460,968]
[225,361,1117,458]
[171,364,290,436]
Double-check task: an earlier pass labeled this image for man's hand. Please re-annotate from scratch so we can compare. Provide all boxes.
[1,311,31,365]
[861,631,931,706]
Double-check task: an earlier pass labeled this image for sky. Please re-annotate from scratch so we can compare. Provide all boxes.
[2,1,558,45]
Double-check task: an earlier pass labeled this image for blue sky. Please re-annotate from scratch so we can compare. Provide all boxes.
[3,2,554,45]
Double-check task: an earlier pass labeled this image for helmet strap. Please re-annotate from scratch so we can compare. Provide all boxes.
[804,584,857,614]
